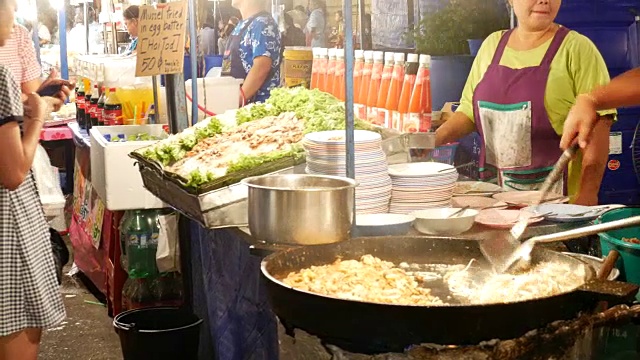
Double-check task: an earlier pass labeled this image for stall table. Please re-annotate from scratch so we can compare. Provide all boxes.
[67,122,128,316]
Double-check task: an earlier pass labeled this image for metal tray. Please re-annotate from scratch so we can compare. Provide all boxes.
[137,159,307,228]
[135,130,434,229]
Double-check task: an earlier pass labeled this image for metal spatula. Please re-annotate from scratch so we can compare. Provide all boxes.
[501,215,640,274]
[481,144,580,272]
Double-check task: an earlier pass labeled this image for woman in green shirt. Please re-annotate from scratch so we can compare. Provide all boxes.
[435,0,615,206]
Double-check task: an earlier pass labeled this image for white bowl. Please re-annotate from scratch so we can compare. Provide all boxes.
[354,213,415,237]
[411,208,479,236]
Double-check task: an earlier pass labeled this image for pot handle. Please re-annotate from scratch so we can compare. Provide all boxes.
[578,279,639,306]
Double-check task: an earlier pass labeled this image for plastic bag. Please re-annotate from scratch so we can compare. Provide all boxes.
[32,144,65,210]
[156,212,180,273]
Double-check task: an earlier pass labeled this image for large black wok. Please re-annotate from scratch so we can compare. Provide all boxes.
[261,236,639,354]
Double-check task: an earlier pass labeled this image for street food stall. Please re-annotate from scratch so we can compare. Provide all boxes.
[51,0,640,358]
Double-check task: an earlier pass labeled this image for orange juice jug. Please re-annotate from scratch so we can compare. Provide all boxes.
[365,51,384,124]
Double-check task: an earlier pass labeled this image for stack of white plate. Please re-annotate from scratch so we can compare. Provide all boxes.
[388,162,459,214]
[303,130,392,214]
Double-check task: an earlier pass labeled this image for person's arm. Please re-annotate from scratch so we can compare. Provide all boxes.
[561,68,640,150]
[574,118,612,206]
[564,34,616,205]
[435,112,475,147]
[240,18,280,102]
[17,24,43,95]
[242,56,273,100]
[0,74,46,190]
[306,11,319,41]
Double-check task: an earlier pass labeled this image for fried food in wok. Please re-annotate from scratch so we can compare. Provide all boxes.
[281,255,587,306]
[445,260,586,304]
[281,255,444,306]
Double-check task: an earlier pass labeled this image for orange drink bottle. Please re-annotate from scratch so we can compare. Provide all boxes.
[365,51,384,124]
[376,52,395,128]
[385,53,405,131]
[355,50,374,119]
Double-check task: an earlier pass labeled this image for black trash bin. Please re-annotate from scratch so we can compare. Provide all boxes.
[114,307,203,360]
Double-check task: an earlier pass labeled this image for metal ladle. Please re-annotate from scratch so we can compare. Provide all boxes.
[498,215,640,274]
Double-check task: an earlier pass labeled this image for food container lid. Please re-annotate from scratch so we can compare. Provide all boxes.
[407,53,419,63]
[364,50,374,60]
[328,48,337,57]
[373,51,384,61]
[394,52,406,62]
[355,50,364,59]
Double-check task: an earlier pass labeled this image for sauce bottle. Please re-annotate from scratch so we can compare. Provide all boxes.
[332,48,346,101]
[353,50,365,105]
[316,48,328,93]
[104,87,123,126]
[325,48,337,96]
[84,81,93,129]
[385,53,406,131]
[88,84,100,127]
[397,54,419,132]
[404,55,430,132]
[76,79,86,128]
[376,52,395,128]
[97,87,107,126]
[355,50,373,119]
[415,55,432,132]
[365,51,384,124]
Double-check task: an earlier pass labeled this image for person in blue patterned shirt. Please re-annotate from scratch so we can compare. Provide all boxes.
[223,0,281,104]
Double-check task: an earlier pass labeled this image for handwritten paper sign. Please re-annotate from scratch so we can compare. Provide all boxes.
[136,1,188,77]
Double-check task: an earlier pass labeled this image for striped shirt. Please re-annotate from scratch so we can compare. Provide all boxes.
[0,24,41,86]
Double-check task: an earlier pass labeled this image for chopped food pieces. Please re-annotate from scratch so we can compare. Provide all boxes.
[622,237,640,245]
[281,255,444,306]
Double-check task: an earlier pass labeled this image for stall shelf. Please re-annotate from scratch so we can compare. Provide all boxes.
[67,122,127,315]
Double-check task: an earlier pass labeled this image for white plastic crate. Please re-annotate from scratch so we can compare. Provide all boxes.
[90,125,167,211]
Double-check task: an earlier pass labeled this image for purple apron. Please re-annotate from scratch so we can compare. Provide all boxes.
[473,27,570,195]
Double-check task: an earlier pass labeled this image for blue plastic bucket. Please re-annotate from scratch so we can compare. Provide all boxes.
[430,55,474,112]
[204,55,223,75]
[595,207,640,298]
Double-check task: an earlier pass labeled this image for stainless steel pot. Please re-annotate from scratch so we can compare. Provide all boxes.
[241,174,358,245]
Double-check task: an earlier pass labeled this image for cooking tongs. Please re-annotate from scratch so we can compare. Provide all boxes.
[509,143,580,244]
[535,143,581,206]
